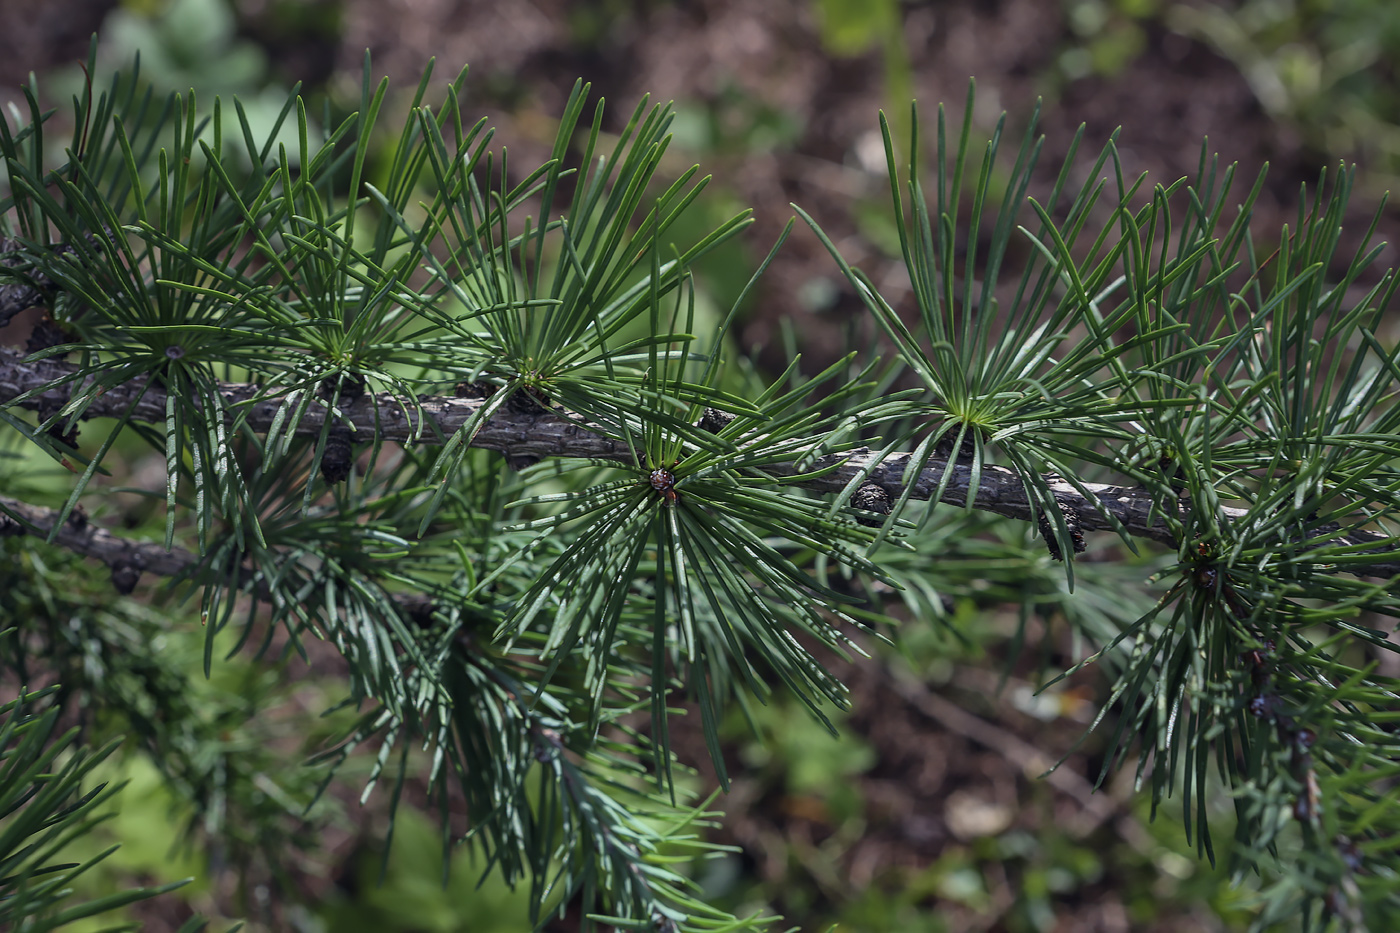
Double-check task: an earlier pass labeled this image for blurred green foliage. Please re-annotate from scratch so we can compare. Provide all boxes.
[1057,0,1158,80]
[810,0,913,150]
[1169,0,1400,184]
[1058,0,1400,187]
[58,0,311,170]
[7,0,1399,929]
[318,808,533,933]
[0,525,352,927]
[0,685,195,932]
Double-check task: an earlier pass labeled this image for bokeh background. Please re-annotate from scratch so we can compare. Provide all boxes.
[2,1,1397,931]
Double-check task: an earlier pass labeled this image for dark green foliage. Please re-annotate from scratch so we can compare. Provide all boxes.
[0,531,318,930]
[0,683,191,931]
[2,38,1400,933]
[802,86,1400,930]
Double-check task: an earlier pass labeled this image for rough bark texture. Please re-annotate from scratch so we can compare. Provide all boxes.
[3,344,1396,577]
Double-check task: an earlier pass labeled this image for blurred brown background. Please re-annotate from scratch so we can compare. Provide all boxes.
[2,2,1395,930]
[6,0,1392,372]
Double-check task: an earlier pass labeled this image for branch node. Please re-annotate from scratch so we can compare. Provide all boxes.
[110,560,142,594]
[0,512,25,538]
[25,313,70,357]
[320,425,355,484]
[454,380,496,400]
[698,407,735,434]
[508,385,551,414]
[1037,499,1085,561]
[851,482,892,527]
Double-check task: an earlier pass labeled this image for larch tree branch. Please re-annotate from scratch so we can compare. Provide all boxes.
[3,344,1397,580]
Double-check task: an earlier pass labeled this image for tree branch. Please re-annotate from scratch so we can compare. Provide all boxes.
[2,346,1397,577]
[0,493,190,592]
[0,492,440,620]
[0,237,55,332]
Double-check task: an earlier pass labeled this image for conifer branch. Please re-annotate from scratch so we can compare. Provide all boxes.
[0,490,189,591]
[4,345,1397,578]
[4,51,1398,928]
[0,240,47,329]
[0,489,443,621]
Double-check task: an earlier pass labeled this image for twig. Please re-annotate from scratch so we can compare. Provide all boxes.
[0,493,190,591]
[0,493,434,620]
[0,237,48,330]
[2,345,1398,577]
